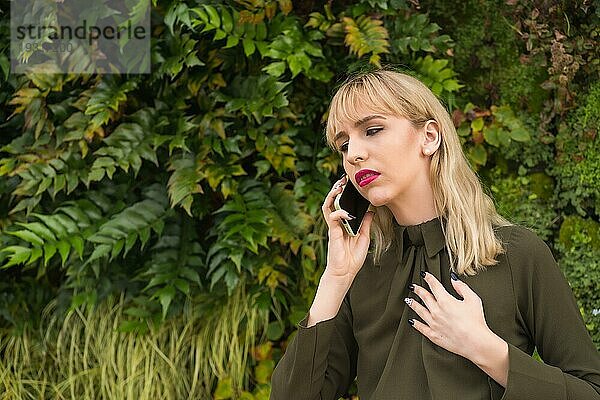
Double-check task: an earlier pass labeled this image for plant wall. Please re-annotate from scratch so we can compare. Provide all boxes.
[0,0,597,398]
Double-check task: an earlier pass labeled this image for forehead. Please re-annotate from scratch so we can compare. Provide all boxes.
[330,97,391,134]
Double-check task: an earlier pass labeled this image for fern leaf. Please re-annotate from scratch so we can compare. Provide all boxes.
[88,122,158,184]
[138,217,205,319]
[1,195,106,268]
[414,55,463,97]
[87,197,168,260]
[342,16,389,65]
[6,230,44,247]
[165,2,192,34]
[85,79,137,128]
[167,155,205,216]
[0,246,33,268]
[9,87,49,138]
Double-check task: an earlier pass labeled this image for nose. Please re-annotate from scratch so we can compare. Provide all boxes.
[346,140,367,165]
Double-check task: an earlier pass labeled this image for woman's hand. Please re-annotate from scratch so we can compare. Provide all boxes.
[405,272,509,386]
[305,175,376,327]
[321,174,375,289]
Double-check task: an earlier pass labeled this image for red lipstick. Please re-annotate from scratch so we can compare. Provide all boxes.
[355,169,381,187]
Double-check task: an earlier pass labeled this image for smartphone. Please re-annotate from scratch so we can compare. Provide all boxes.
[334,180,372,236]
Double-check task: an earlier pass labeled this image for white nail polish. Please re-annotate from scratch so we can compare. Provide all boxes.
[404,298,413,306]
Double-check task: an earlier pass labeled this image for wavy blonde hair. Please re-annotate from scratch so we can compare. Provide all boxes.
[325,69,513,276]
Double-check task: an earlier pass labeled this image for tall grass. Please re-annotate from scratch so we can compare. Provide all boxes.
[0,287,268,399]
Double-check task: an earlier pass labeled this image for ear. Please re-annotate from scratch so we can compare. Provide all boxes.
[421,120,441,156]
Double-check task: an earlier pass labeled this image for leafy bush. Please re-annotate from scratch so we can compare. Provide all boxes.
[557,216,600,346]
[0,0,598,397]
[553,81,600,216]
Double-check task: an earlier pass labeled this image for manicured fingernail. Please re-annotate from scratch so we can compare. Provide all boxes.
[339,172,346,179]
[420,271,426,278]
[404,297,413,306]
[408,284,415,291]
[408,319,415,326]
[346,214,356,220]
[450,271,459,281]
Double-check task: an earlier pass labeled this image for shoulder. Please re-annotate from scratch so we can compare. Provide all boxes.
[495,224,553,257]
[494,223,562,285]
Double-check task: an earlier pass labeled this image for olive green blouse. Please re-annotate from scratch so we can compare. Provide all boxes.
[270,217,600,400]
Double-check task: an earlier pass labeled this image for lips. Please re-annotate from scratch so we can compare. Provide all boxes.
[355,169,381,187]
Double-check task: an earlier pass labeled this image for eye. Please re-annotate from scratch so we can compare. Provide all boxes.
[339,142,349,153]
[366,126,383,136]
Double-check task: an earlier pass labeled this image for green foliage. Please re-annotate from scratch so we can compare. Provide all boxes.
[423,0,547,109]
[453,103,536,168]
[214,75,289,123]
[557,216,600,347]
[484,166,557,241]
[553,81,600,216]
[389,12,453,55]
[0,1,599,398]
[413,55,462,98]
[263,18,330,81]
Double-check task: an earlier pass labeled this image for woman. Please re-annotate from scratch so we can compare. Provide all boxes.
[270,69,600,399]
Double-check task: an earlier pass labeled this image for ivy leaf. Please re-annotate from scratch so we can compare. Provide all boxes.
[469,144,487,166]
[509,127,530,142]
[483,125,501,147]
[471,117,485,132]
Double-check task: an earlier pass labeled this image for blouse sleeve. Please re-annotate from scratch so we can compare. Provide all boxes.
[270,295,358,400]
[501,226,600,400]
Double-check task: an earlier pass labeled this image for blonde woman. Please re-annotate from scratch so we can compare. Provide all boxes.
[270,70,600,399]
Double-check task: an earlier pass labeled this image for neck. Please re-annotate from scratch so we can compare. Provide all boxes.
[387,179,439,226]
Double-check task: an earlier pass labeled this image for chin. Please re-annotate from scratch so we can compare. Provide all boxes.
[363,190,392,207]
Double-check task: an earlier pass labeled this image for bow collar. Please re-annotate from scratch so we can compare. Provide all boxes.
[393,216,447,258]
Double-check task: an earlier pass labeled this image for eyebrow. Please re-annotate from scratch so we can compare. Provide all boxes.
[333,114,387,143]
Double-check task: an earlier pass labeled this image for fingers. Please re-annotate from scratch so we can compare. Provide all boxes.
[408,318,437,343]
[328,209,354,224]
[404,296,432,326]
[409,283,439,313]
[408,318,446,347]
[410,272,456,315]
[321,174,347,226]
[450,275,480,304]
[422,271,453,303]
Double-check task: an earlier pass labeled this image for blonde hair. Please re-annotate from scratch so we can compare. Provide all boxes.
[325,69,513,276]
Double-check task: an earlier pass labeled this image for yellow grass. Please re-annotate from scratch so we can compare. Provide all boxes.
[0,287,268,399]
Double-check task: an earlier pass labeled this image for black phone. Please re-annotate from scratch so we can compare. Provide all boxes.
[334,179,371,236]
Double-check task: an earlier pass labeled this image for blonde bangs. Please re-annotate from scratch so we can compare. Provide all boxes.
[326,76,406,148]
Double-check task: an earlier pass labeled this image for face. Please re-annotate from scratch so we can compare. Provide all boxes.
[333,105,434,208]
